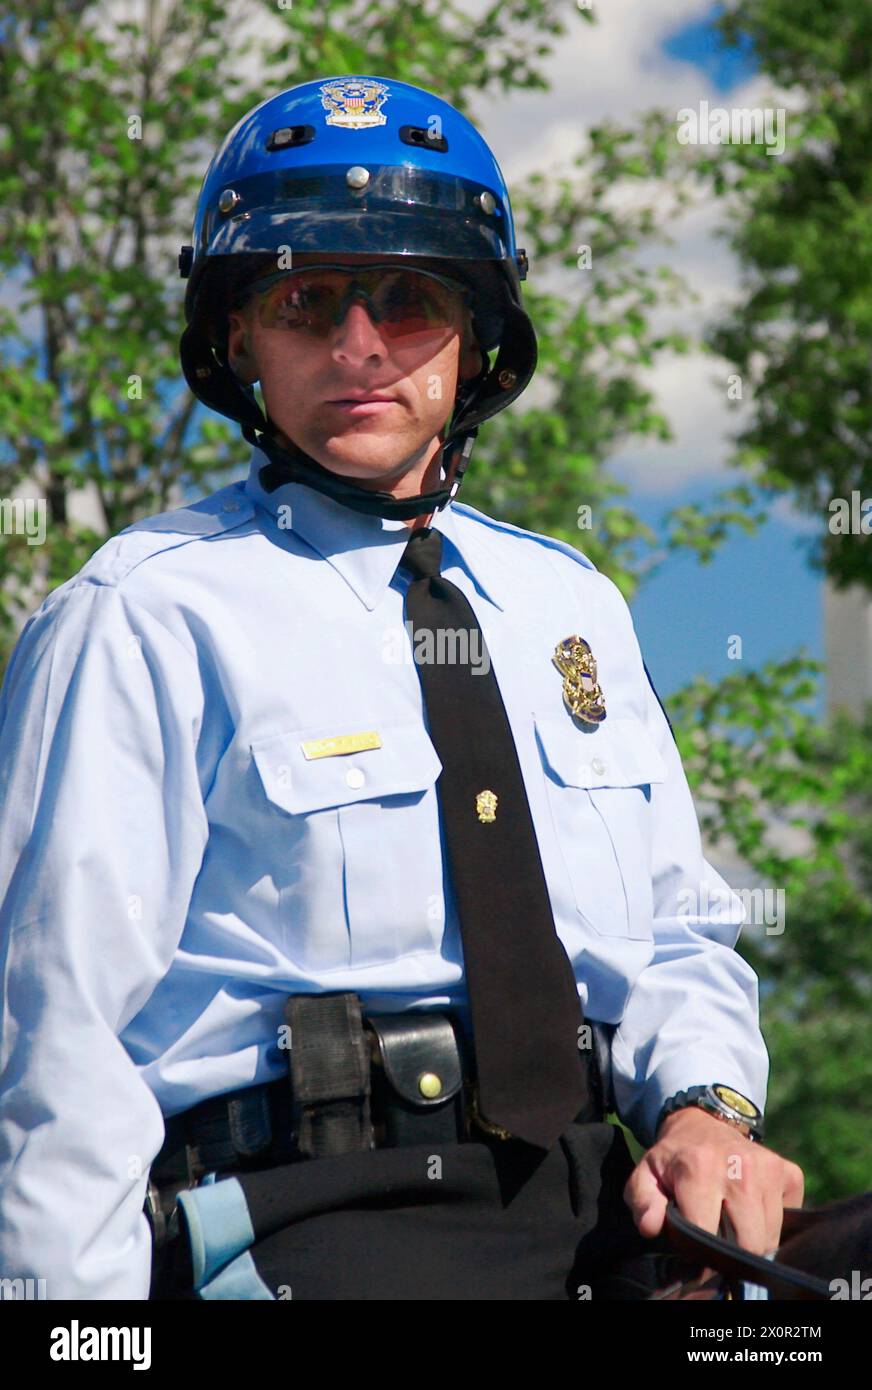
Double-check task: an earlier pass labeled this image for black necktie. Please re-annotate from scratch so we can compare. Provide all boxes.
[399,526,590,1151]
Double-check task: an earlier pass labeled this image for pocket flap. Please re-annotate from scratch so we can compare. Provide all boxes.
[250,717,443,815]
[533,712,668,789]
[366,1012,464,1107]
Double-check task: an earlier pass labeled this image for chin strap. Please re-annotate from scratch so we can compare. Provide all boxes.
[245,422,477,520]
[242,369,487,520]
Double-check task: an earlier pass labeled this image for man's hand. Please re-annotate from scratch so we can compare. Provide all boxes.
[624,1107,805,1256]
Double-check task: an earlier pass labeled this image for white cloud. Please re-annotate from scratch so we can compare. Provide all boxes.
[474,0,725,182]
[608,350,751,490]
[769,493,820,534]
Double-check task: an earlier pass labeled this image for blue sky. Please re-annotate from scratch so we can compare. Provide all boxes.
[662,5,757,93]
[621,474,823,707]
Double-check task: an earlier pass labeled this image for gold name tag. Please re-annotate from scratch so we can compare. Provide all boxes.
[300,730,383,760]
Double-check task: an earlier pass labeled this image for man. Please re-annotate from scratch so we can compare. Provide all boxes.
[0,75,802,1301]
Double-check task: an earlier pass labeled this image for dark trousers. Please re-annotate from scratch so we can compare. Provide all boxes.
[163,1119,680,1300]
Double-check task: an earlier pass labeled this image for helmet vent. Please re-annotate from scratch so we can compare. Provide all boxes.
[266,124,316,151]
[399,124,448,154]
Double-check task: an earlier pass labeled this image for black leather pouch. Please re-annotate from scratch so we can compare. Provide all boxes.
[364,1011,470,1147]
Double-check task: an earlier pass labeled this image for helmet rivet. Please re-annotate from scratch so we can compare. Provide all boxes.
[195,366,212,379]
[498,369,517,390]
[478,190,496,215]
[418,1072,443,1099]
[346,165,370,190]
[218,188,241,215]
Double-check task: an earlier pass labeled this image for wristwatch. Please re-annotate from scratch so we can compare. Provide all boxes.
[656,1083,764,1143]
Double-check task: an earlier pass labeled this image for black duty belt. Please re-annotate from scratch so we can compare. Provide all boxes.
[145,994,609,1274]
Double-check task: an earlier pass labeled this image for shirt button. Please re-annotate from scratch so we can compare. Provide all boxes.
[345,766,365,789]
[591,756,606,776]
[222,500,240,512]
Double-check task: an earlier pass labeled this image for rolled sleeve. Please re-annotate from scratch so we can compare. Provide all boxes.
[606,604,769,1151]
[0,582,209,1298]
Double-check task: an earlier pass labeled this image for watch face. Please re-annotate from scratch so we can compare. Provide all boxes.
[714,1084,759,1120]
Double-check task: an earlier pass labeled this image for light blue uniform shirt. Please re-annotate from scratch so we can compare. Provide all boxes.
[0,446,768,1298]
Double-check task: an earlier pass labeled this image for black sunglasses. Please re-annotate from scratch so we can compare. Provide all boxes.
[235,262,473,340]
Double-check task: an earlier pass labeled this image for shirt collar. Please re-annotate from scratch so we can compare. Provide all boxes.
[243,446,506,613]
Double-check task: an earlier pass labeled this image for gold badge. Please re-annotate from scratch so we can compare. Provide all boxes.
[319,79,390,130]
[475,789,498,823]
[552,635,606,724]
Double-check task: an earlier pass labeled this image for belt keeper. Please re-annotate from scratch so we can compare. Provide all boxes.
[227,1086,273,1158]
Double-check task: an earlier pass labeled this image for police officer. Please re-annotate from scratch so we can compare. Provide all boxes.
[0,75,802,1301]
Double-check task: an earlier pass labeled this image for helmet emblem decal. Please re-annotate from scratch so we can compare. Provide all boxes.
[319,78,390,129]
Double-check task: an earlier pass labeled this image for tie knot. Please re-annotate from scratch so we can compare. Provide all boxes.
[399,526,443,581]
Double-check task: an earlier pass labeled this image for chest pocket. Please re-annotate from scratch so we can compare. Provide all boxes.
[533,712,668,939]
[250,717,445,970]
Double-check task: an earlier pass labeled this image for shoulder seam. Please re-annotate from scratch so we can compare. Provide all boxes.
[58,576,201,665]
[449,501,598,572]
[115,509,254,585]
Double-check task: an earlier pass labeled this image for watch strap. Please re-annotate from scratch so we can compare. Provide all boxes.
[657,1084,764,1142]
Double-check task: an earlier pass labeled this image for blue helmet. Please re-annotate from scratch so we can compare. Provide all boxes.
[179,75,537,518]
